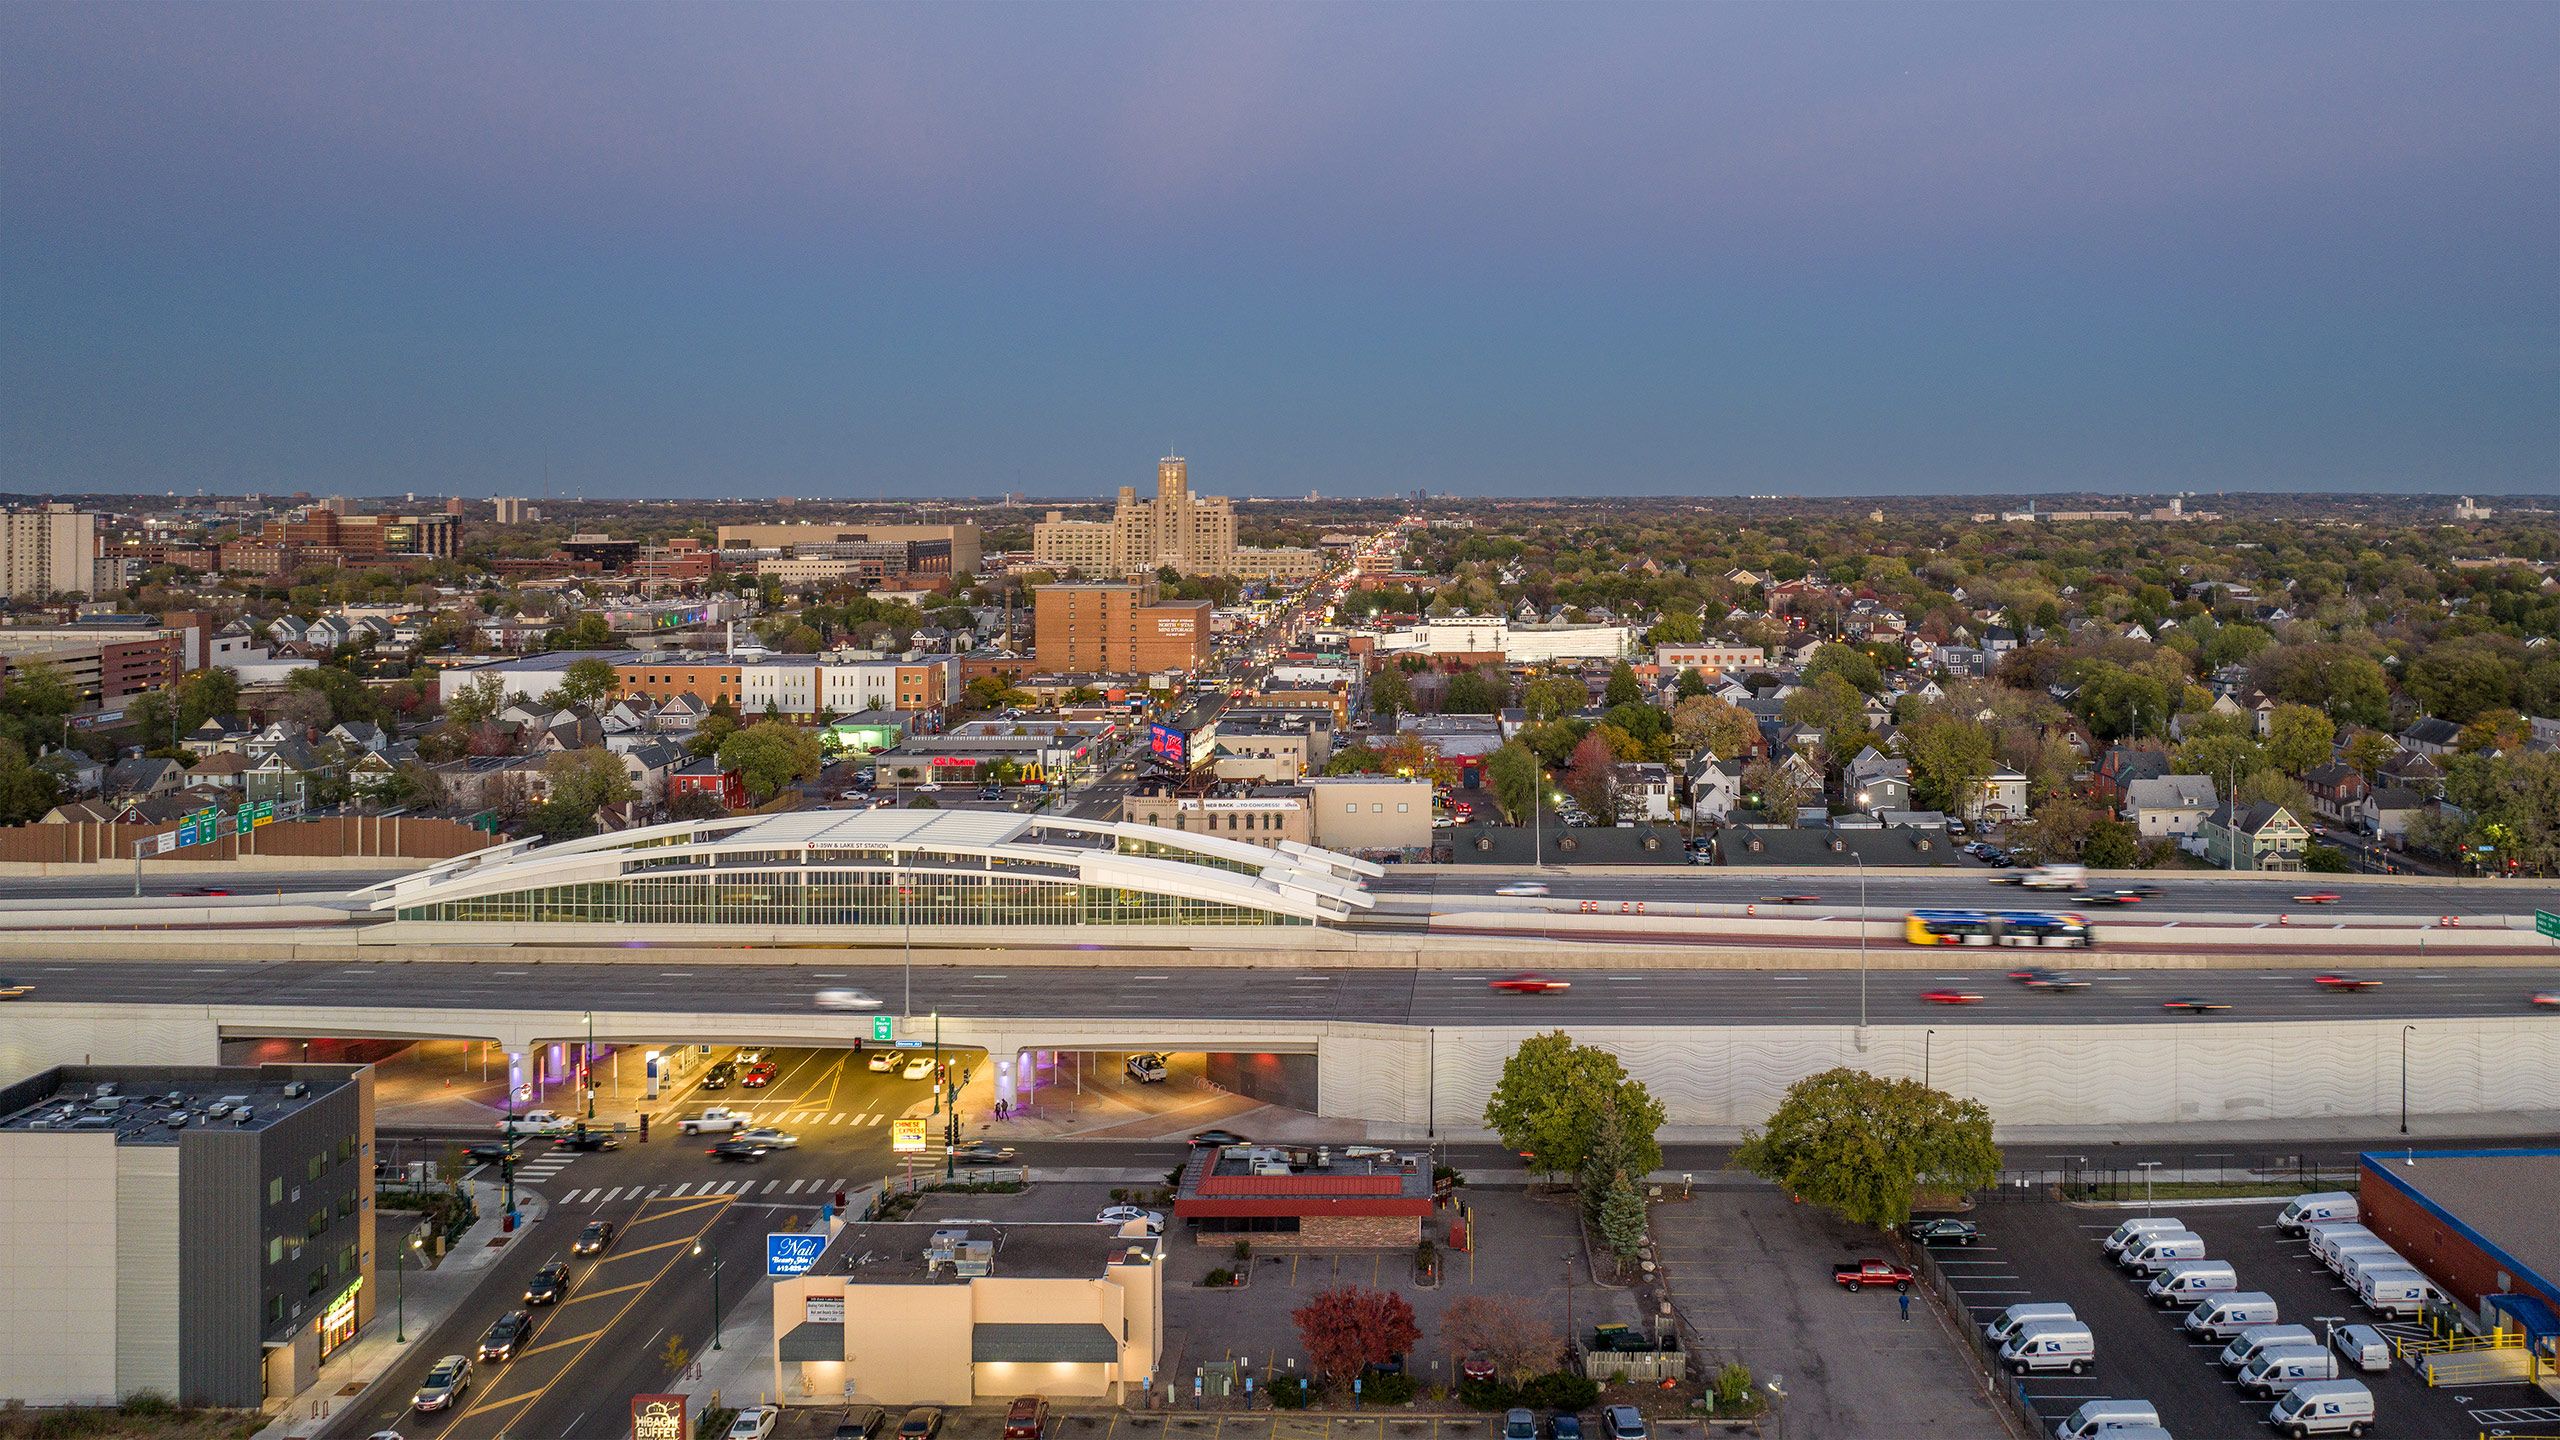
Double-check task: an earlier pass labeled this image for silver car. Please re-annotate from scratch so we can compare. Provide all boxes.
[413,1354,472,1412]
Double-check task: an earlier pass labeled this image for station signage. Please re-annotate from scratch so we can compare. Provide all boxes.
[891,1118,928,1154]
[631,1394,689,1440]
[766,1232,825,1277]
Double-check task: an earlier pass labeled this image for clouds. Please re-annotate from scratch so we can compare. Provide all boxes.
[2,2,2555,495]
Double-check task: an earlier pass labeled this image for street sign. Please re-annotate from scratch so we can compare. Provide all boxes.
[766,1232,825,1277]
[2539,911,2560,941]
[871,1015,894,1043]
[891,1118,927,1154]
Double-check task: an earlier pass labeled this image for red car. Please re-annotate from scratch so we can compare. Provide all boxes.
[740,1062,778,1088]
[177,886,232,897]
[2162,996,2232,1013]
[1921,989,1984,1005]
[2292,891,2342,905]
[1490,972,1572,994]
[1762,893,1821,905]
[2314,974,2382,991]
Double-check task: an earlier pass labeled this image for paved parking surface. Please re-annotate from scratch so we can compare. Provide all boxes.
[1935,1199,2552,1438]
[777,1414,1748,1440]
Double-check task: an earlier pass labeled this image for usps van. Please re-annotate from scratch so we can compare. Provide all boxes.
[2305,1224,2378,1267]
[2103,1217,2186,1256]
[2001,1319,2095,1376]
[2356,1267,2448,1318]
[2148,1259,2241,1306]
[2221,1325,2320,1372]
[1987,1302,2078,1345]
[2264,1378,2374,1437]
[2275,1192,2358,1234]
[2239,1345,2340,1397]
[2055,1400,2157,1440]
[2185,1291,2281,1338]
[2118,1231,2206,1276]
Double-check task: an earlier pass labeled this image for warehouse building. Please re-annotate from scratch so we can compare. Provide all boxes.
[2357,1147,2560,1350]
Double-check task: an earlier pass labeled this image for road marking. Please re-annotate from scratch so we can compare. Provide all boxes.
[463,1197,727,1423]
[669,1182,692,1196]
[762,1180,779,1193]
[786,1179,807,1194]
[1132,974,1169,981]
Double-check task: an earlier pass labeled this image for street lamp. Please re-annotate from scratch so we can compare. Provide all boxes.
[1764,1377,1787,1440]
[583,1010,596,1121]
[1852,849,1869,1029]
[396,1233,422,1342]
[1924,1028,1935,1090]
[693,1241,725,1350]
[2400,1024,2415,1135]
[2137,1160,2163,1216]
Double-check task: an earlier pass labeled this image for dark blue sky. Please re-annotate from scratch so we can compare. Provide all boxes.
[4,2,2555,499]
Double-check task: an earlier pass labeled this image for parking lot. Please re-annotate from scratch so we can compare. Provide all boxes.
[775,1415,1769,1440]
[1928,1198,2559,1438]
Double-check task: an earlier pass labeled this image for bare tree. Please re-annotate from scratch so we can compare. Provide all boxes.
[1439,1294,1564,1385]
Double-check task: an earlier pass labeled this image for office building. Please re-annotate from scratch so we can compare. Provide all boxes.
[492,497,539,524]
[0,1063,375,1408]
[715,522,983,575]
[1032,457,1321,581]
[0,625,186,708]
[0,504,104,600]
[1033,582,1212,674]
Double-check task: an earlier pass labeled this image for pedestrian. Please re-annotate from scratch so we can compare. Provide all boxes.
[1899,1290,1912,1322]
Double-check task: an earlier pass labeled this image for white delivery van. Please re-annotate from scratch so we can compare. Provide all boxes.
[2330,1324,2391,1373]
[2185,1291,2282,1338]
[2276,1192,2358,1233]
[2337,1249,2409,1291]
[2001,1319,2096,1376]
[2104,1217,2186,1256]
[2119,1231,2206,1276]
[2239,1345,2341,1397]
[2055,1399,2158,1440]
[2264,1379,2374,1437]
[2222,1325,2321,1372]
[2356,1267,2448,1318]
[2305,1224,2378,1267]
[1987,1302,2078,1345]
[2324,1238,2401,1278]
[2091,1430,2172,1440]
[2149,1259,2242,1306]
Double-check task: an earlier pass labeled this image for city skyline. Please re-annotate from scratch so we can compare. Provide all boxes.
[4,2,2556,498]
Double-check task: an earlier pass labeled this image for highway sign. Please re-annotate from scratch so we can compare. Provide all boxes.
[891,1118,927,1154]
[765,1231,824,1277]
[2539,911,2560,941]
[872,1015,894,1042]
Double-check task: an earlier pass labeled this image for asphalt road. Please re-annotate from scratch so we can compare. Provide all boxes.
[331,1047,937,1440]
[0,867,407,900]
[1377,870,2560,918]
[14,958,2559,1026]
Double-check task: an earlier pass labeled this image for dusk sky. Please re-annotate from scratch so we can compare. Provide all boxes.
[4,2,2556,500]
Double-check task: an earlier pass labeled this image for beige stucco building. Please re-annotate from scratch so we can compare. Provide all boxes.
[1033,457,1320,581]
[773,1220,1164,1406]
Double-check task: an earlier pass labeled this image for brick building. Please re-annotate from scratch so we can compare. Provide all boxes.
[1033,582,1212,674]
[2357,1148,2560,1327]
[1171,1143,1432,1249]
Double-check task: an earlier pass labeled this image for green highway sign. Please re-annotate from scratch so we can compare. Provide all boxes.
[872,1015,895,1042]
[2539,911,2560,941]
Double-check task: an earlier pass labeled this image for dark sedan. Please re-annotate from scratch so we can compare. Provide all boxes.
[523,1260,572,1306]
[1907,1218,1982,1245]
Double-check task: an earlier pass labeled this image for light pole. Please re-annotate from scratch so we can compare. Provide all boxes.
[2400,1024,2415,1135]
[693,1241,724,1350]
[1924,1028,1935,1090]
[396,1233,421,1342]
[583,1010,596,1121]
[2137,1160,2163,1215]
[1853,850,1869,1029]
[1765,1377,1787,1440]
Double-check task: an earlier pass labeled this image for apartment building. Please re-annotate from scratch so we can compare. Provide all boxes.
[0,504,104,600]
[0,625,186,708]
[1032,456,1320,580]
[1033,582,1212,674]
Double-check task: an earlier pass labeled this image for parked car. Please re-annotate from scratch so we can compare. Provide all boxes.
[1505,1411,1538,1440]
[1001,1396,1050,1440]
[1601,1406,1649,1440]
[1097,1205,1165,1234]
[897,1408,945,1440]
[728,1406,781,1440]
[573,1220,616,1255]
[1833,1259,1913,1291]
[1907,1218,1982,1245]
[832,1411,888,1440]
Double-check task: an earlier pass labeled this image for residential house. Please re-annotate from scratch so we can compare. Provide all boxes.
[617,738,688,806]
[2193,801,2312,871]
[1844,750,1911,813]
[32,750,103,797]
[1685,754,1744,821]
[102,755,184,802]
[1612,762,1675,823]
[2123,775,2219,839]
[2303,761,2371,828]
[669,760,749,811]
[181,715,254,760]
[2095,746,2170,805]
[2400,717,2464,757]
[428,754,547,813]
[1964,769,2030,826]
[2361,788,2426,843]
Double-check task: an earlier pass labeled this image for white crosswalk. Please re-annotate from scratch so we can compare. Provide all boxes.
[556,1177,874,1205]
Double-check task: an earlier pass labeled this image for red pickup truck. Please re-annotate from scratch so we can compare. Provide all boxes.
[1833,1259,1914,1292]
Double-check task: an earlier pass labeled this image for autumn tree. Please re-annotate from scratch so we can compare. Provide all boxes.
[1671,694,1758,760]
[718,720,825,803]
[1292,1286,1420,1385]
[1368,665,1413,720]
[1522,675,1590,724]
[1898,711,1997,814]
[2262,703,2335,777]
[1732,1068,2002,1228]
[1740,755,1811,820]
[1438,1295,1563,1385]
[1563,729,1619,819]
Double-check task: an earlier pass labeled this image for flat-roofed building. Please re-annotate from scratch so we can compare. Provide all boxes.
[0,504,103,599]
[1034,582,1212,674]
[716,522,982,575]
[1033,456,1319,581]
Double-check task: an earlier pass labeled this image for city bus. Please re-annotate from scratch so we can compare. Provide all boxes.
[1906,909,2095,948]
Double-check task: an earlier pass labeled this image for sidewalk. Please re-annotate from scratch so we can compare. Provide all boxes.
[254,1180,549,1440]
[688,1274,782,1417]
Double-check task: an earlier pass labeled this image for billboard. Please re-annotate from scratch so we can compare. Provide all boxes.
[1147,721,1190,770]
[631,1394,689,1440]
[892,1118,928,1154]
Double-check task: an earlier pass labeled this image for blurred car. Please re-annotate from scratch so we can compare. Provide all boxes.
[953,1140,1018,1165]
[0,977,30,1000]
[867,1051,899,1072]
[554,1128,620,1153]
[1548,1416,1583,1440]
[2314,974,2382,991]
[175,886,232,897]
[728,1406,781,1440]
[1761,893,1821,904]
[1190,1128,1252,1147]
[708,1140,771,1162]
[1921,989,1984,1005]
[462,1140,517,1163]
[2162,996,2232,1013]
[1494,882,1550,897]
[817,988,884,1010]
[524,1260,572,1305]
[476,1310,533,1362]
[2071,891,2148,906]
[2536,992,2560,1008]
[412,1355,472,1412]
[1602,1407,1649,1440]
[1097,1204,1165,1234]
[735,1049,765,1064]
[2007,967,2088,990]
[1490,972,1572,994]
[901,1055,936,1081]
[572,1220,615,1255]
[736,1126,799,1148]
[741,1062,778,1088]
[1907,1218,1982,1245]
[2292,891,2343,905]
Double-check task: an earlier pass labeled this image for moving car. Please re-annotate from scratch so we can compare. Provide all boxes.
[0,978,35,1000]
[736,1127,799,1148]
[1494,882,1550,897]
[2008,967,2089,990]
[1190,1128,1252,1147]
[2535,991,2560,1008]
[868,1050,900,1071]
[412,1355,472,1412]
[708,1139,772,1162]
[1907,1218,1982,1245]
[818,988,884,1010]
[572,1220,616,1255]
[1097,1204,1165,1234]
[2163,996,2232,1013]
[554,1128,620,1152]
[1761,892,1821,904]
[679,1108,749,1135]
[901,1055,936,1081]
[1921,989,1985,1005]
[1125,1053,1169,1083]
[463,1140,518,1163]
[477,1310,534,1362]
[741,1062,778,1088]
[2070,891,2149,906]
[1490,972,1572,994]
[699,1061,736,1090]
[2292,891,2343,904]
[728,1406,781,1440]
[2313,974,2382,992]
[524,1260,572,1305]
[953,1140,1019,1165]
[496,1109,572,1136]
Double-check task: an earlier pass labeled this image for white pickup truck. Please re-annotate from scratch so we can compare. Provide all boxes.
[497,1109,573,1136]
[2017,863,2087,892]
[679,1107,750,1136]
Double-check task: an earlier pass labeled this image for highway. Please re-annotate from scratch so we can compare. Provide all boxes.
[0,867,405,900]
[15,958,2558,1025]
[1377,869,2560,917]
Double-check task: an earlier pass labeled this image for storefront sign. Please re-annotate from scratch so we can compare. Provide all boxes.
[891,1118,927,1154]
[805,1295,845,1325]
[768,1232,825,1277]
[631,1394,689,1440]
[318,1278,362,1359]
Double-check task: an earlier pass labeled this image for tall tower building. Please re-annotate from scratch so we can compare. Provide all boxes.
[1032,454,1318,581]
[0,504,102,600]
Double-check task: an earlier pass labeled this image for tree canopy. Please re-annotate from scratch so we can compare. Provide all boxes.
[1732,1068,2002,1228]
